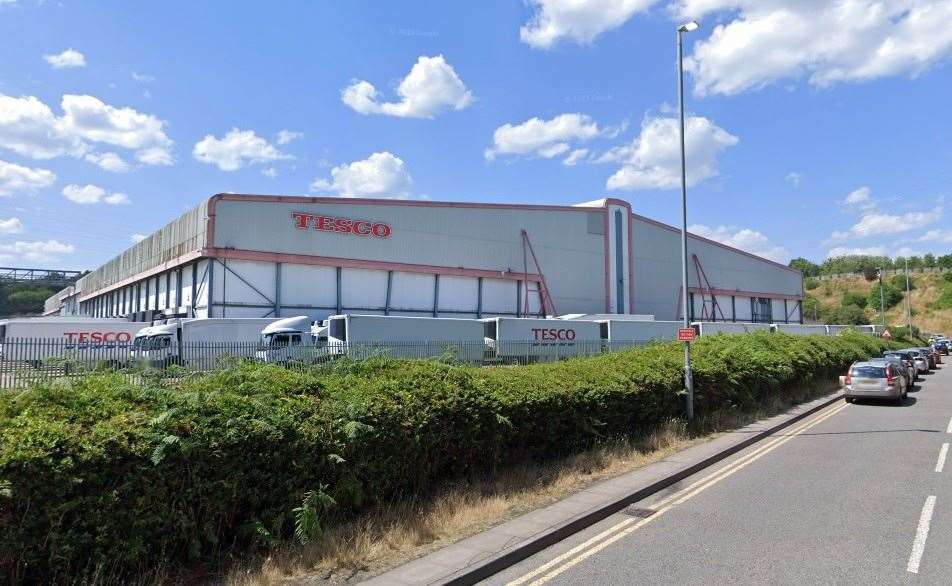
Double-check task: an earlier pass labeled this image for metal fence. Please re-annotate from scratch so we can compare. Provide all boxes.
[0,337,663,390]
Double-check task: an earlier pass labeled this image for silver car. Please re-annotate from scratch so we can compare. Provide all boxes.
[902,348,931,374]
[845,361,907,405]
[875,355,914,389]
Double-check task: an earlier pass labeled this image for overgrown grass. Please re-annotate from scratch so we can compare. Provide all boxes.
[0,331,894,583]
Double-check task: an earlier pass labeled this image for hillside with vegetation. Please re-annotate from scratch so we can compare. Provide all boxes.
[0,283,58,317]
[789,254,952,336]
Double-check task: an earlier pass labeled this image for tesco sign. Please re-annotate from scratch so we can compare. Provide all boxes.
[64,332,132,343]
[531,328,577,342]
[291,212,391,239]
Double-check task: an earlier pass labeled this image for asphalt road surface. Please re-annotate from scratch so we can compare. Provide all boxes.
[486,360,952,585]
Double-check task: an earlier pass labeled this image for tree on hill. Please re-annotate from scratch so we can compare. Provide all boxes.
[789,257,820,277]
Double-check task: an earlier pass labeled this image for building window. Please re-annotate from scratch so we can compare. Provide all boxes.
[751,297,772,323]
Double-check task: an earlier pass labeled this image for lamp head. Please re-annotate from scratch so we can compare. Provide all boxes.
[679,21,700,33]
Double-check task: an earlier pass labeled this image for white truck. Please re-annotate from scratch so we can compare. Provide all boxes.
[598,319,682,349]
[254,316,323,364]
[325,314,486,362]
[0,317,145,367]
[482,317,602,361]
[130,318,279,368]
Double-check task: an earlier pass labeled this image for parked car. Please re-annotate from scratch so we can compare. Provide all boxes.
[913,347,937,370]
[936,339,950,355]
[882,352,918,385]
[905,349,931,374]
[844,361,907,405]
[922,346,940,368]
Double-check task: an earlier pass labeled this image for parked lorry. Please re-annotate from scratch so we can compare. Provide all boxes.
[325,314,485,362]
[254,316,322,364]
[598,319,682,348]
[130,318,279,367]
[0,317,145,367]
[482,317,602,361]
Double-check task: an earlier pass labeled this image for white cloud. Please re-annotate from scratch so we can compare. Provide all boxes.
[311,151,412,198]
[918,229,952,244]
[0,240,74,263]
[843,186,872,206]
[84,151,129,172]
[486,113,601,162]
[342,55,472,119]
[131,71,155,83]
[520,0,656,49]
[785,172,801,188]
[601,115,738,190]
[275,129,302,145]
[43,48,86,69]
[261,167,278,178]
[839,209,942,239]
[192,128,291,171]
[827,245,889,258]
[0,93,173,165]
[562,148,589,166]
[131,233,147,243]
[689,223,791,263]
[62,184,130,205]
[681,1,952,96]
[0,160,56,196]
[0,217,23,234]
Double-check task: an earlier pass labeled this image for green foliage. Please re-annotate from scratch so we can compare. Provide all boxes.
[789,257,820,277]
[943,271,952,283]
[0,333,896,582]
[841,291,868,309]
[889,273,915,291]
[0,283,56,316]
[804,278,820,291]
[867,283,904,310]
[825,304,870,325]
[935,282,952,310]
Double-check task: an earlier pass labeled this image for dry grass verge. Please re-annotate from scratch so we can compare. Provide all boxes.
[226,381,837,586]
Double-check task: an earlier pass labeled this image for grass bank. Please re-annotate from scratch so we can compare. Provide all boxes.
[0,331,893,583]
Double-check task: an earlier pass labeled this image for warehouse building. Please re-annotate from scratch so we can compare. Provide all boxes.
[44,194,803,323]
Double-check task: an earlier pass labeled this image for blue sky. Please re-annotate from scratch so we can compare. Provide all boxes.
[1,0,951,271]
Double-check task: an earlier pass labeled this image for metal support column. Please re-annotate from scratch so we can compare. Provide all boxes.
[433,274,440,317]
[335,267,342,315]
[190,263,198,317]
[477,277,483,318]
[516,280,523,318]
[274,262,282,317]
[208,259,216,319]
[384,270,393,315]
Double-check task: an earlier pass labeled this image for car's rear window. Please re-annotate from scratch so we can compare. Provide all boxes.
[852,366,886,378]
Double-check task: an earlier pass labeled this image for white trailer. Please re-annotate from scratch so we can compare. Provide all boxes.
[599,320,682,349]
[482,317,602,360]
[773,324,832,336]
[325,314,486,362]
[130,318,279,367]
[0,317,146,367]
[693,322,772,336]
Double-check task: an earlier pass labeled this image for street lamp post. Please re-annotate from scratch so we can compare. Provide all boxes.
[678,20,699,421]
[877,267,886,328]
[905,258,912,334]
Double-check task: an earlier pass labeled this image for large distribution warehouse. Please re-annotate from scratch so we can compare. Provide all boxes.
[44,194,804,324]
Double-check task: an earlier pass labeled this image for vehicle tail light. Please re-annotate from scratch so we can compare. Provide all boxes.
[886,365,895,385]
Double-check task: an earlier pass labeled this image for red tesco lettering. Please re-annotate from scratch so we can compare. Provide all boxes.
[290,212,391,239]
[530,328,577,341]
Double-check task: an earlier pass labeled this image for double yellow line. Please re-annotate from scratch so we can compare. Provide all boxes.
[507,400,850,586]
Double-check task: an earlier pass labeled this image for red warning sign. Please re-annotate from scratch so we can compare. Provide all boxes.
[678,328,697,342]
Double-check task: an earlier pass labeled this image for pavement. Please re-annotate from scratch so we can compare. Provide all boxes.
[483,360,952,585]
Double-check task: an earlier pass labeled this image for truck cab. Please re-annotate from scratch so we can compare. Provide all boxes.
[130,322,179,367]
[255,316,317,364]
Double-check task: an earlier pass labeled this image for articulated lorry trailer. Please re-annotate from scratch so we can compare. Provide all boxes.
[131,318,279,367]
[324,314,486,362]
[0,317,146,367]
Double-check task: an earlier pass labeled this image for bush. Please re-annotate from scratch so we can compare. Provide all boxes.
[825,304,870,325]
[889,274,914,291]
[0,332,894,582]
[935,282,952,310]
[841,291,868,309]
[943,271,952,283]
[867,283,904,310]
[804,278,820,290]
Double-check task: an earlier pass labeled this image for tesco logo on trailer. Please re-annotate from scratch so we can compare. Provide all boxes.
[291,212,392,239]
[531,328,577,342]
[64,332,132,343]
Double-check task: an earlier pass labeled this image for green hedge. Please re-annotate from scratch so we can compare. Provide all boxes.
[0,332,893,582]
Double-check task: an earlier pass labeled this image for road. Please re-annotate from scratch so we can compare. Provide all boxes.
[486,360,952,585]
